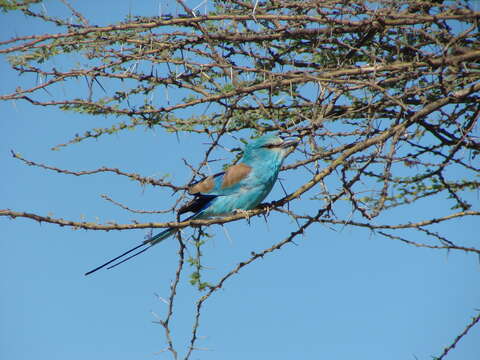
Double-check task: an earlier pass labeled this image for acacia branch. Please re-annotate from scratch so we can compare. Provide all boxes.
[435,311,480,360]
[11,150,185,191]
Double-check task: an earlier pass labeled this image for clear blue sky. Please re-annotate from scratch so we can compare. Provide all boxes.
[1,2,479,360]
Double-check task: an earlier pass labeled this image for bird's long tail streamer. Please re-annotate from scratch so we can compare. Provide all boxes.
[84,227,177,276]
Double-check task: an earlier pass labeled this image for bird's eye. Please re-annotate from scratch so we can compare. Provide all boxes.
[262,143,279,148]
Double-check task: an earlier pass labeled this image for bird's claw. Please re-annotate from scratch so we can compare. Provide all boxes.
[264,205,273,217]
[234,209,251,224]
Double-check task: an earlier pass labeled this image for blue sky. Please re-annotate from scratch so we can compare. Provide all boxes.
[1,2,479,360]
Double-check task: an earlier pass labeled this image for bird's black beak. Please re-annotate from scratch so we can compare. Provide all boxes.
[281,138,299,149]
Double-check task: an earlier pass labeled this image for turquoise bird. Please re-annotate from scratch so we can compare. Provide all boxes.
[85,134,298,275]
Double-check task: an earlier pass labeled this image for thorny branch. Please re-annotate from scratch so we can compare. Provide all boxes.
[435,311,480,360]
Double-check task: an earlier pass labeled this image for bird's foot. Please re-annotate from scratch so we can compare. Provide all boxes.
[234,209,251,224]
[264,204,273,217]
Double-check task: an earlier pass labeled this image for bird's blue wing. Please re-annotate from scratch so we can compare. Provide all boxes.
[178,163,253,216]
[177,193,217,216]
[188,163,252,196]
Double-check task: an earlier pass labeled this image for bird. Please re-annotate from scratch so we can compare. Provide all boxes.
[85,134,298,275]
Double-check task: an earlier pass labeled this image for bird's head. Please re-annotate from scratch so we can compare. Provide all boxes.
[242,133,298,164]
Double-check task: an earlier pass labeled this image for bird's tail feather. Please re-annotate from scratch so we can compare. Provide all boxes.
[84,227,177,276]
